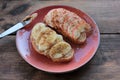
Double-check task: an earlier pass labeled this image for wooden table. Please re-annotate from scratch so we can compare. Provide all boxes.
[0,0,120,80]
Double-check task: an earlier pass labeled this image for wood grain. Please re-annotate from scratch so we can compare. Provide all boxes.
[0,0,120,33]
[0,0,120,80]
[0,35,120,80]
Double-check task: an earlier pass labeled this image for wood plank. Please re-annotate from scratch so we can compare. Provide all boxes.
[0,0,120,34]
[0,34,120,80]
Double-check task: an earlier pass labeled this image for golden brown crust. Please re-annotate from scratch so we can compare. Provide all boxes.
[44,8,92,44]
[30,23,74,62]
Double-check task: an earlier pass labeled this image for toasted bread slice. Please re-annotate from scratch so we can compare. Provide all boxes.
[49,41,74,62]
[44,8,92,44]
[30,23,74,62]
[30,23,57,56]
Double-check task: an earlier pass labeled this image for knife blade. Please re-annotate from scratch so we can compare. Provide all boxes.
[0,20,30,39]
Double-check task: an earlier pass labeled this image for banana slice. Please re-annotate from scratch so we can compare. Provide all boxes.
[78,32,86,43]
[49,41,73,62]
[55,35,63,43]
[31,23,44,40]
[38,28,57,51]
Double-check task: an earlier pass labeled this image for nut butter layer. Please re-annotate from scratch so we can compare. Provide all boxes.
[44,8,92,44]
[30,23,74,62]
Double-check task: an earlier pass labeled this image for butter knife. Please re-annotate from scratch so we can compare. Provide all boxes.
[0,13,38,39]
[0,20,30,39]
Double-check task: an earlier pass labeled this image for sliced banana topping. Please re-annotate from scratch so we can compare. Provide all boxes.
[78,32,86,42]
[53,53,63,59]
[44,8,92,44]
[31,23,42,40]
[73,30,80,39]
[78,25,85,33]
[31,22,74,62]
[49,41,72,59]
[55,35,63,43]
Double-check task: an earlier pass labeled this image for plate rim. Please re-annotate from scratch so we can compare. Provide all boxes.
[16,5,100,73]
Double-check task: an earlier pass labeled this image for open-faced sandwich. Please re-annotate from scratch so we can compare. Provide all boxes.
[30,8,92,62]
[44,8,92,44]
[30,23,74,62]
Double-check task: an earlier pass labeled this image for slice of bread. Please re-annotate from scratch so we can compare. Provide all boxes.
[44,8,92,44]
[30,23,74,62]
[49,41,74,62]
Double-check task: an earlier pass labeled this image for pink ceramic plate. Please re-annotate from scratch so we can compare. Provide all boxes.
[16,5,100,73]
